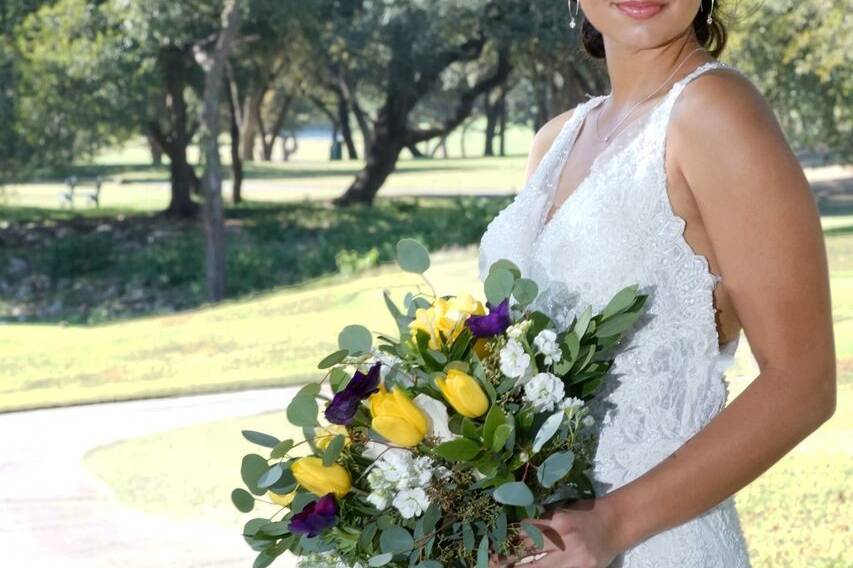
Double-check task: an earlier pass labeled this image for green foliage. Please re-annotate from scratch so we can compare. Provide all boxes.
[0,196,510,324]
[492,481,534,507]
[727,1,852,160]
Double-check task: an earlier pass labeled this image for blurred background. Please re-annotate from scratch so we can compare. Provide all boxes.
[0,0,849,566]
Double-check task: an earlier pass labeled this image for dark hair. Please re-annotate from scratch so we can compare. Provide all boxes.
[581,0,728,59]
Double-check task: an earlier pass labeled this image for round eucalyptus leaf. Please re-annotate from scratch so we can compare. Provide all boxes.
[241,454,270,496]
[380,526,415,554]
[536,450,575,488]
[492,481,534,507]
[257,464,284,489]
[512,278,539,306]
[338,324,373,354]
[232,488,255,513]
[396,238,431,273]
[488,258,521,279]
[286,394,319,427]
[484,268,515,305]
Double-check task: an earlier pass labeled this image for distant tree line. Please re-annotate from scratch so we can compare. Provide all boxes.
[2,0,849,215]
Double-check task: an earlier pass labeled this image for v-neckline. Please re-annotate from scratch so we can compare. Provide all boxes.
[538,70,694,236]
[539,95,610,233]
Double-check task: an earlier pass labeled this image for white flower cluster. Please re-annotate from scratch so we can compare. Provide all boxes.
[364,443,446,519]
[367,348,411,384]
[506,319,532,340]
[523,372,565,412]
[499,338,530,379]
[533,329,562,366]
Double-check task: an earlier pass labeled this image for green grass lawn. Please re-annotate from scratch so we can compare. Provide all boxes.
[0,248,483,412]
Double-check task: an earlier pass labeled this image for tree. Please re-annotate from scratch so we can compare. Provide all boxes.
[198,0,242,301]
[15,0,225,217]
[323,0,518,206]
[726,1,851,160]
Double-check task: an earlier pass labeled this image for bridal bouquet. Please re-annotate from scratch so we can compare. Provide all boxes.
[232,239,647,568]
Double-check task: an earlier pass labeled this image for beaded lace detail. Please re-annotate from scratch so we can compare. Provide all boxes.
[478,61,752,567]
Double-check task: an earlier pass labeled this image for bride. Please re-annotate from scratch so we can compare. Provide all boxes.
[479,0,837,566]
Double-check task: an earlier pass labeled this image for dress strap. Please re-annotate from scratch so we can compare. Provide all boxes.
[659,60,738,116]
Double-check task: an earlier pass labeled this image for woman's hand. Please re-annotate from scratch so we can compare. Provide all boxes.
[490,496,629,568]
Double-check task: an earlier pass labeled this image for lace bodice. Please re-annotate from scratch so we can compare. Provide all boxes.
[478,61,752,567]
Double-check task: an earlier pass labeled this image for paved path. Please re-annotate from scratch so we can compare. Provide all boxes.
[0,388,302,568]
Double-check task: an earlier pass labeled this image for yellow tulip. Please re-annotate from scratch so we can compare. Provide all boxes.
[408,294,485,350]
[291,456,351,498]
[268,489,295,507]
[316,424,351,451]
[448,293,486,316]
[436,368,490,418]
[369,386,429,447]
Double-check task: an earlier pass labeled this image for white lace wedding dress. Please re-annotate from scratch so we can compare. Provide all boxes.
[478,61,752,567]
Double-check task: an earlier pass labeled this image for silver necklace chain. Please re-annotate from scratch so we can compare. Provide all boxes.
[594,46,707,144]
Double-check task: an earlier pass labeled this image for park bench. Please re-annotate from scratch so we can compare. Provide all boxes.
[59,176,102,208]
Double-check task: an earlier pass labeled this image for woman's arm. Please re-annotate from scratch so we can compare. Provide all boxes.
[606,69,837,552]
[500,71,836,567]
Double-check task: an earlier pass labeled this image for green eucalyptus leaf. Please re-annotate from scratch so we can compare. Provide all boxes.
[286,392,319,427]
[484,267,515,305]
[532,411,564,454]
[380,526,414,554]
[270,439,294,459]
[536,450,575,488]
[492,481,534,506]
[512,278,539,306]
[318,349,349,369]
[241,430,279,448]
[477,534,490,568]
[338,324,373,353]
[232,488,255,512]
[368,553,393,567]
[488,258,521,279]
[257,464,284,489]
[323,434,346,466]
[463,523,475,552]
[329,368,351,393]
[241,454,270,496]
[396,238,431,273]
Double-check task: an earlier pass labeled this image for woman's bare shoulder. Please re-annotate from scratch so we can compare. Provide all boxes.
[670,66,790,164]
[523,106,580,183]
[669,65,805,194]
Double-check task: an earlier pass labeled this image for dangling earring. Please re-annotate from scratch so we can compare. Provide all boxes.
[705,0,715,24]
[567,0,580,29]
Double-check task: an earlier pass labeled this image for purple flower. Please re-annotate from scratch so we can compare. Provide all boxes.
[288,493,338,537]
[324,361,381,425]
[466,298,511,337]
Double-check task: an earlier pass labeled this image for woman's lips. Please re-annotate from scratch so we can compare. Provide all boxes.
[615,1,665,20]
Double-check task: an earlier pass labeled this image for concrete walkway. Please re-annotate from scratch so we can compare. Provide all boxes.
[0,388,302,568]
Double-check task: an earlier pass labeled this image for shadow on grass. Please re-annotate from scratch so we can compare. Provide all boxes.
[0,195,512,325]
